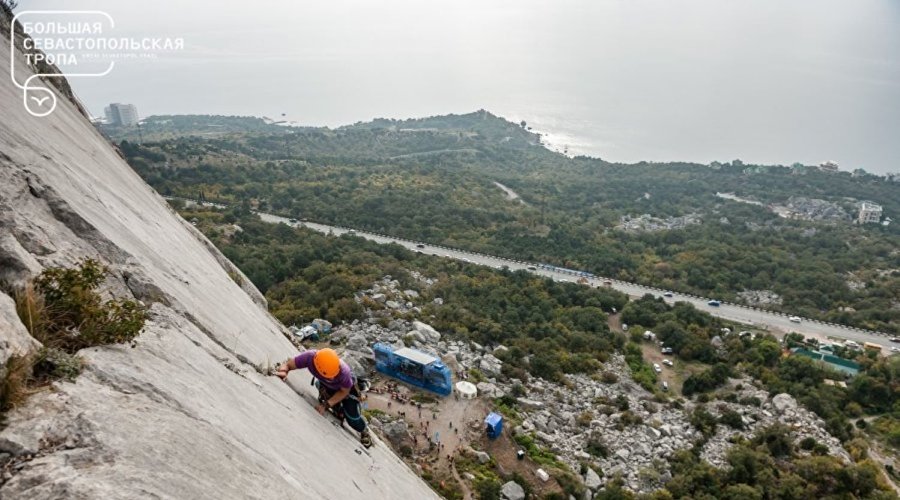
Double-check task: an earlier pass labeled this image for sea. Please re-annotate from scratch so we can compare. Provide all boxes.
[26,0,900,174]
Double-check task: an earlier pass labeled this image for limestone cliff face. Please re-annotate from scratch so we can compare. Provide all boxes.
[0,31,437,499]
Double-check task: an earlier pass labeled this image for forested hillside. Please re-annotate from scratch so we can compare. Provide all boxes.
[117,112,900,334]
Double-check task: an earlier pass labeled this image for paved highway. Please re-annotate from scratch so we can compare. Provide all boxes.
[252,211,895,351]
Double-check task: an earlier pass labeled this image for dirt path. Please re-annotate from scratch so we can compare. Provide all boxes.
[609,313,680,393]
[450,463,474,500]
[868,443,900,495]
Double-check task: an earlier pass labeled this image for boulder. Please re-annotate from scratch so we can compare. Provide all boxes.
[476,382,501,398]
[772,393,798,414]
[385,300,401,310]
[584,467,602,490]
[475,451,491,464]
[345,333,369,351]
[412,321,441,343]
[371,293,386,303]
[501,481,525,500]
[517,399,544,410]
[535,468,550,482]
[0,293,38,367]
[403,290,419,299]
[478,353,503,376]
[382,420,412,447]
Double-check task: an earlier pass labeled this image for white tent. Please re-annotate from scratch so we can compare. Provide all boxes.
[455,381,477,399]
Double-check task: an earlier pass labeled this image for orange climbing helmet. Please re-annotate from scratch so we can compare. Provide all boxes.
[313,348,341,379]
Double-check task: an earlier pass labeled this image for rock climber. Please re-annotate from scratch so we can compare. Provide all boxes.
[276,348,372,448]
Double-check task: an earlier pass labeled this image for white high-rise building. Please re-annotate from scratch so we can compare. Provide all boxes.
[104,103,139,126]
[858,202,883,224]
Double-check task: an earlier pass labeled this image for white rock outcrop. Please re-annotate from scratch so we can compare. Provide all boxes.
[0,29,436,499]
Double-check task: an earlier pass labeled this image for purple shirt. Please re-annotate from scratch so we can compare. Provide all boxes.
[293,350,354,392]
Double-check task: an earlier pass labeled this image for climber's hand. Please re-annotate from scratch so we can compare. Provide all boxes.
[275,364,289,380]
[315,403,328,416]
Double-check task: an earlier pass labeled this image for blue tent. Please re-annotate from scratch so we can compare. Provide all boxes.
[485,412,503,439]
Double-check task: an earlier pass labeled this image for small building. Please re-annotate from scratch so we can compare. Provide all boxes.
[858,202,883,224]
[373,343,453,396]
[485,412,503,439]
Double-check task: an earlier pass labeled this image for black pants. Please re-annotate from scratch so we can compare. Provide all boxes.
[317,381,367,433]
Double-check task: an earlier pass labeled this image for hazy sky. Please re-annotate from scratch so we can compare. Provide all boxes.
[18,0,900,173]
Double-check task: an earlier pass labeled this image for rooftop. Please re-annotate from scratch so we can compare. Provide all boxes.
[394,347,439,365]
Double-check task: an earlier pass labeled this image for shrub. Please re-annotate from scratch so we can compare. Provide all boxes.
[510,382,526,397]
[799,437,817,451]
[474,478,501,500]
[0,355,33,415]
[31,347,83,382]
[601,371,619,384]
[20,259,148,352]
[690,406,718,438]
[682,363,731,396]
[576,411,594,427]
[619,410,644,427]
[752,424,794,458]
[739,396,762,407]
[585,434,610,458]
[719,409,745,430]
[3,260,147,421]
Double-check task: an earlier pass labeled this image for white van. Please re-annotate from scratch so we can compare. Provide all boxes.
[789,316,801,323]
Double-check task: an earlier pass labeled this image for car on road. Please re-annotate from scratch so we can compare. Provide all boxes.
[789,316,801,323]
[707,300,721,307]
[347,229,356,234]
[416,244,425,249]
[662,381,669,391]
[653,363,662,373]
[661,347,673,354]
[527,266,537,271]
[890,337,900,343]
[662,359,673,367]
[891,347,900,353]
[289,218,298,223]
[663,292,673,298]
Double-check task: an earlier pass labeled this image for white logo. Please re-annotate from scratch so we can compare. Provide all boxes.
[9,10,184,117]
[10,11,115,117]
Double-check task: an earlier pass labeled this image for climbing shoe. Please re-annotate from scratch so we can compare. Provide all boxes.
[360,429,373,448]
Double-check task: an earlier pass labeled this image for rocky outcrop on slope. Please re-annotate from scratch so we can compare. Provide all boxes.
[0,34,436,499]
[341,276,851,494]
